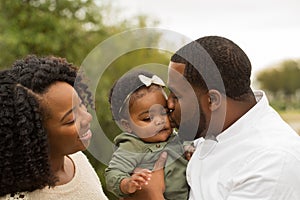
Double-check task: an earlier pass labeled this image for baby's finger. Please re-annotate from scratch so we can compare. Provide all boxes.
[133,169,152,181]
[131,173,150,184]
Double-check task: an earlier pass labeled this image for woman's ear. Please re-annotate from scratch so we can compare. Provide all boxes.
[120,119,132,133]
[208,89,222,111]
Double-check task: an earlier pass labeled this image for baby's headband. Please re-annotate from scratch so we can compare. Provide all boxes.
[138,74,165,87]
[118,74,166,115]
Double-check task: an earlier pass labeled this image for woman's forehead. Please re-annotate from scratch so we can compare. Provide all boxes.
[40,82,79,117]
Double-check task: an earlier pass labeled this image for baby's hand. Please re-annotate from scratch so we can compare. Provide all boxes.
[120,169,152,194]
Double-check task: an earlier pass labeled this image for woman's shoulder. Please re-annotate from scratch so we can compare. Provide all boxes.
[68,151,98,177]
[69,151,88,162]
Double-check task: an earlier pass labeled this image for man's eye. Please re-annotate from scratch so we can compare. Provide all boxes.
[171,94,180,100]
[161,109,168,115]
[175,94,182,99]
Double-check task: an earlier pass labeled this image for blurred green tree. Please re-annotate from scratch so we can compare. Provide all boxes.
[0,0,161,69]
[0,0,110,68]
[256,59,300,110]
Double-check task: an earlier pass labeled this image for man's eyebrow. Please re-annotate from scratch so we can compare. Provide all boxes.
[60,106,75,122]
[168,86,179,94]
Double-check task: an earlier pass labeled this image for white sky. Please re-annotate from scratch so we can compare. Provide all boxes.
[110,0,300,78]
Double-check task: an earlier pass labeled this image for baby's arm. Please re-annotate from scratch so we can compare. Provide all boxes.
[120,169,152,194]
[105,144,142,197]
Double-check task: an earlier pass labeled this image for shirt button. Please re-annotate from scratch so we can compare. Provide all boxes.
[156,144,161,148]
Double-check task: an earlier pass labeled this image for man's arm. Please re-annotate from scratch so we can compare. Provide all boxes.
[122,152,168,200]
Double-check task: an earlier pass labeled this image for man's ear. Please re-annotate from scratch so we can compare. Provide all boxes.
[119,119,132,133]
[208,89,222,111]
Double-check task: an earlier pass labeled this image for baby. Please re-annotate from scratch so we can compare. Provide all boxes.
[105,69,189,200]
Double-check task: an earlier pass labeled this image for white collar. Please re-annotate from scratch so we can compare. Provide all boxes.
[216,90,268,142]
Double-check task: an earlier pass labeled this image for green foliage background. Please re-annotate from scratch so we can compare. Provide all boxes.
[256,59,300,111]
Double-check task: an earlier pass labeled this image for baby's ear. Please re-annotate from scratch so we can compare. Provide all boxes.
[119,119,132,133]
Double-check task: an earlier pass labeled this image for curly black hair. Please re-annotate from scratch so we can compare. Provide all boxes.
[0,55,93,196]
[171,36,252,100]
[109,69,165,122]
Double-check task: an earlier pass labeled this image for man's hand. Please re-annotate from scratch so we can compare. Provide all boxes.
[122,152,168,200]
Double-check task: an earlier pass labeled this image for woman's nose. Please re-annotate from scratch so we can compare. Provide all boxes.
[80,108,93,127]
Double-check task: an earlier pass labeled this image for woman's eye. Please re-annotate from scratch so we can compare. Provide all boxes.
[65,118,76,125]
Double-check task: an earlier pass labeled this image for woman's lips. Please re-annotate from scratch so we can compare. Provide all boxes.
[79,130,92,140]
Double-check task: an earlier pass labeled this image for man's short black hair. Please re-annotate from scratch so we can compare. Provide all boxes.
[171,36,252,100]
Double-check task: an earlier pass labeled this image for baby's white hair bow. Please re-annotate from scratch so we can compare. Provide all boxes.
[138,74,165,87]
[118,74,166,114]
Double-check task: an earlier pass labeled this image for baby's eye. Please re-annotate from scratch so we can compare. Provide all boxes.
[142,117,151,122]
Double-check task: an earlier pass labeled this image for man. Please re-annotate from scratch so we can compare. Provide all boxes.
[131,36,300,200]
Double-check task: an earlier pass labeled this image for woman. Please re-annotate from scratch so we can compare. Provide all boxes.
[0,55,108,200]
